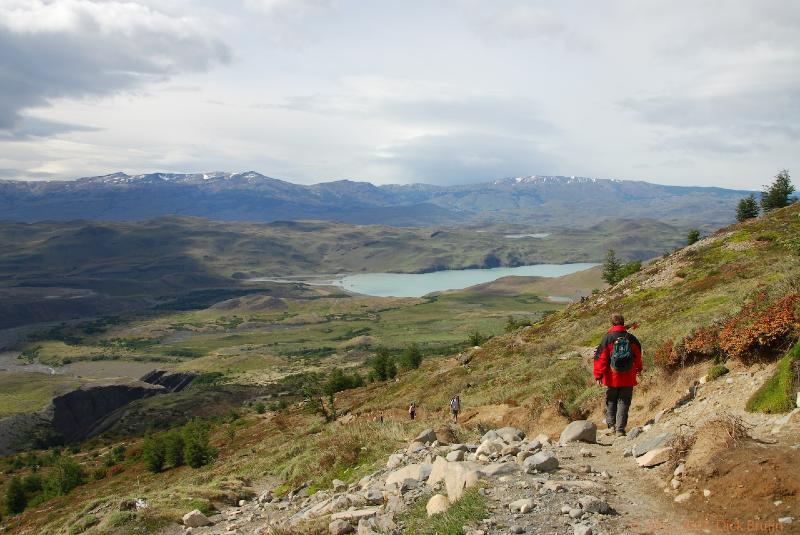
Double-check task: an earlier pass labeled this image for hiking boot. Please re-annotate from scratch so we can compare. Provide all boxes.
[615,429,626,437]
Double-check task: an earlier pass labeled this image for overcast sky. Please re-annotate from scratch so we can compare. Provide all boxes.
[0,0,798,188]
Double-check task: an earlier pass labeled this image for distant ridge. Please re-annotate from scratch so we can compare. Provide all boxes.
[0,172,754,227]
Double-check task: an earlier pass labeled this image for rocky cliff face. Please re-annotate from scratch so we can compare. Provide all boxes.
[140,370,197,392]
[49,381,167,443]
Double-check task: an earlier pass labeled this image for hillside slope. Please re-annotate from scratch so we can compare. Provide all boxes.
[2,205,798,535]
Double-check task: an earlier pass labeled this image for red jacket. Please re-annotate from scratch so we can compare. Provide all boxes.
[593,325,643,387]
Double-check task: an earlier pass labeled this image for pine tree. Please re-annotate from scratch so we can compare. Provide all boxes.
[736,194,759,222]
[687,228,701,245]
[142,436,166,473]
[4,477,27,515]
[761,169,795,212]
[602,249,622,285]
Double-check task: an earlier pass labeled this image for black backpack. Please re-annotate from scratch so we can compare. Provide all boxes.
[610,335,634,372]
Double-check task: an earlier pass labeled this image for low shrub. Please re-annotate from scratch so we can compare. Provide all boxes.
[706,365,729,380]
[720,293,800,363]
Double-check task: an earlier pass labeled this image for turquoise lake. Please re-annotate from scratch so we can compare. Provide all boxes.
[335,263,599,297]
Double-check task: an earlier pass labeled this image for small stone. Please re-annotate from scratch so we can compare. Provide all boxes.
[332,479,348,492]
[778,517,793,525]
[560,420,598,444]
[329,519,354,535]
[636,447,673,467]
[510,526,526,534]
[407,442,426,454]
[573,526,593,535]
[774,500,783,506]
[578,495,611,514]
[446,450,464,462]
[579,448,593,458]
[509,498,536,514]
[600,470,611,479]
[671,479,681,490]
[627,427,642,440]
[703,489,711,498]
[414,428,437,445]
[568,508,583,519]
[674,491,693,503]
[426,494,449,516]
[182,510,212,528]
[561,505,572,514]
[523,451,559,472]
[673,464,685,477]
[238,499,246,507]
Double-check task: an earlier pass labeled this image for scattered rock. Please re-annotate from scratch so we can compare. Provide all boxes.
[509,498,536,514]
[703,489,711,498]
[778,517,793,525]
[329,519,355,535]
[331,506,381,522]
[332,479,347,493]
[573,525,593,535]
[636,447,673,468]
[674,491,693,504]
[444,462,480,502]
[435,426,457,445]
[407,442,427,454]
[578,495,611,514]
[363,489,383,505]
[479,462,519,477]
[426,494,449,516]
[560,420,597,444]
[627,427,642,440]
[671,479,681,490]
[632,432,674,457]
[182,510,212,528]
[414,428,437,445]
[387,453,404,470]
[568,508,583,519]
[446,450,464,462]
[495,426,525,443]
[523,451,559,472]
[386,463,432,487]
[673,464,685,477]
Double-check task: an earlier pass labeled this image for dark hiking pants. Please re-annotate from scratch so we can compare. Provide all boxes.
[605,386,633,432]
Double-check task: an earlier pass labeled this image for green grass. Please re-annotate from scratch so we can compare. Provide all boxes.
[746,342,800,413]
[400,487,488,535]
[0,373,79,417]
[707,364,730,380]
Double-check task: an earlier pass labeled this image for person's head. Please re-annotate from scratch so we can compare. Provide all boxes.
[611,312,625,326]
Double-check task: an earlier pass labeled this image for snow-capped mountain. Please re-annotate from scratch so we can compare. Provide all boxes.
[0,172,753,228]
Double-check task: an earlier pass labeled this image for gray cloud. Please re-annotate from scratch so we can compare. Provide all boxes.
[0,0,230,133]
[374,132,557,185]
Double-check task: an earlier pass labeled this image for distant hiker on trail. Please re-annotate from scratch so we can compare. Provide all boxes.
[593,313,643,436]
[450,395,461,423]
[408,402,416,420]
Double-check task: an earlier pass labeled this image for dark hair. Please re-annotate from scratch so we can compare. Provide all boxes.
[611,313,625,326]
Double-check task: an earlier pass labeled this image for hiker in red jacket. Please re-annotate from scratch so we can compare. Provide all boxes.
[593,313,643,436]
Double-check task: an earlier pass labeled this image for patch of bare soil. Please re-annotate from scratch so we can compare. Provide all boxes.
[688,440,799,531]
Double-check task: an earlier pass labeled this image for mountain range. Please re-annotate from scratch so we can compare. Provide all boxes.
[0,172,753,228]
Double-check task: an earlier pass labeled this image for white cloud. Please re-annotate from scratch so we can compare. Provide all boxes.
[0,0,230,131]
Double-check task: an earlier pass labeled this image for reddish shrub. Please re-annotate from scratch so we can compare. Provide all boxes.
[654,339,680,370]
[719,293,800,362]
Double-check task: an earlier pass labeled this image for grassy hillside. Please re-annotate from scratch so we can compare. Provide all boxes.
[1,205,797,534]
[0,217,683,297]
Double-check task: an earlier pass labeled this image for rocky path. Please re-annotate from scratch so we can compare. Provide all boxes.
[169,366,799,535]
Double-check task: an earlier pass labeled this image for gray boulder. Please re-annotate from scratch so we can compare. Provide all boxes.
[632,432,674,457]
[559,420,597,444]
[414,428,437,445]
[329,519,355,535]
[523,451,559,472]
